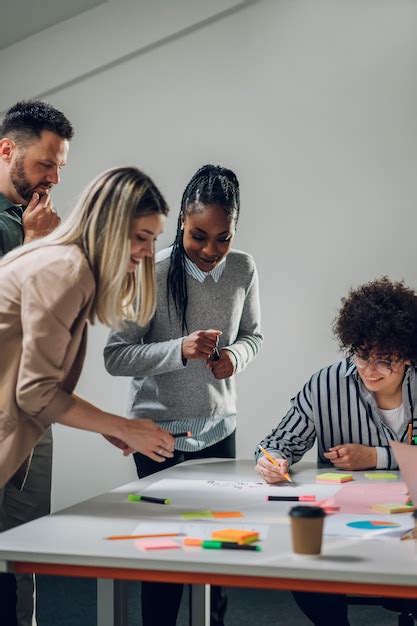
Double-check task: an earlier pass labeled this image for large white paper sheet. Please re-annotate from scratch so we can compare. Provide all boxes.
[139,478,341,508]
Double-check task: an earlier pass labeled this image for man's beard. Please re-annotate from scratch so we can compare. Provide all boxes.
[10,155,50,203]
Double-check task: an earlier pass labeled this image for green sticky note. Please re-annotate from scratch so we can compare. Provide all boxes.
[181,510,213,520]
[364,473,398,480]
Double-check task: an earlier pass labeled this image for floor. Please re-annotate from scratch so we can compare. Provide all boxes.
[36,576,407,625]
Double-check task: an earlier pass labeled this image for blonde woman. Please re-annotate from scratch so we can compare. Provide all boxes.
[0,165,176,486]
[0,165,176,622]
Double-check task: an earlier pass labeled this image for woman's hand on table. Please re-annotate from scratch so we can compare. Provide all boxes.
[324,443,377,470]
[255,455,289,483]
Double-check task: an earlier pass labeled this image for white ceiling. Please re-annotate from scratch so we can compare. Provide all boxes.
[0,0,107,50]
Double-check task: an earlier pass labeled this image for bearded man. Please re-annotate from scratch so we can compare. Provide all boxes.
[0,100,73,626]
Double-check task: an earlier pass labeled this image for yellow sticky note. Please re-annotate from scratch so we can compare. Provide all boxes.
[371,503,414,514]
[364,473,398,480]
[316,473,354,483]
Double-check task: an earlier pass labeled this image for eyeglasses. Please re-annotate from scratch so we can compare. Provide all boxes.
[353,354,400,375]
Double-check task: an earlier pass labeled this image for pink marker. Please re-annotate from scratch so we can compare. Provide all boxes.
[267,495,316,502]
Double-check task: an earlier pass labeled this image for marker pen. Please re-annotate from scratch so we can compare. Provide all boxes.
[202,540,261,551]
[267,495,315,502]
[128,494,171,505]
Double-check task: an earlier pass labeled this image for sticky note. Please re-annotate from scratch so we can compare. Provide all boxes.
[321,505,340,514]
[181,510,213,520]
[211,529,259,544]
[371,503,414,514]
[316,473,354,483]
[364,473,398,480]
[211,511,244,519]
[135,538,180,550]
[183,537,203,547]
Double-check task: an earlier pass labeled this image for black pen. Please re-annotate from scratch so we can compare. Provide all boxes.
[173,431,193,438]
[212,347,221,361]
[267,495,315,502]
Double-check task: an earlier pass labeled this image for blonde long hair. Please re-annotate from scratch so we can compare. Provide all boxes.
[2,166,169,327]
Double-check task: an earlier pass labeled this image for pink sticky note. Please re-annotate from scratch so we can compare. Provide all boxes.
[326,482,408,514]
[135,538,180,551]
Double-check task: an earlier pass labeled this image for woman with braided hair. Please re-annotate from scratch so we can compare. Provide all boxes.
[104,164,263,626]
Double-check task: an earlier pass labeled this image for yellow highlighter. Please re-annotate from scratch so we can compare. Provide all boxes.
[258,445,292,482]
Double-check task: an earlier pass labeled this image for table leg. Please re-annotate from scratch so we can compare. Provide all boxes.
[190,583,210,626]
[97,578,128,626]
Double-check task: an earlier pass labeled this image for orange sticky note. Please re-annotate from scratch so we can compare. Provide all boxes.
[211,529,259,544]
[183,537,203,546]
[211,511,244,519]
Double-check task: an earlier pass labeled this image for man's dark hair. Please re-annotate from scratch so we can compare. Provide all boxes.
[334,276,417,363]
[0,100,74,143]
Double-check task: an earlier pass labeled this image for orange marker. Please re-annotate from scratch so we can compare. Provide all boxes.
[106,532,184,541]
[258,445,292,482]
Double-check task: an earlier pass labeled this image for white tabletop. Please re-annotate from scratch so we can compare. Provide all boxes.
[0,459,416,592]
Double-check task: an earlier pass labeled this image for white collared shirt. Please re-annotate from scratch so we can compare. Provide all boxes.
[184,254,226,283]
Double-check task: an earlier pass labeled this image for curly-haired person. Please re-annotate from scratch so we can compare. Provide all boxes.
[255,276,417,626]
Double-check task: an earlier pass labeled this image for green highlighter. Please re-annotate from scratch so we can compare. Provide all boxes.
[202,540,261,551]
[128,494,171,505]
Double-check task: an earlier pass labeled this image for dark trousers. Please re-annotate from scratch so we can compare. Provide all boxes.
[293,592,349,626]
[134,431,236,626]
[0,573,18,626]
[293,591,417,625]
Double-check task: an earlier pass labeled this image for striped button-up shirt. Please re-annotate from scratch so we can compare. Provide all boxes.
[257,358,417,469]
[183,253,225,283]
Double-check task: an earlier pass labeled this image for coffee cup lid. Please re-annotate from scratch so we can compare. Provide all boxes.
[289,505,326,518]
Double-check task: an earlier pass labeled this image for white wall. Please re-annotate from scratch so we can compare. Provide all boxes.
[1,0,416,511]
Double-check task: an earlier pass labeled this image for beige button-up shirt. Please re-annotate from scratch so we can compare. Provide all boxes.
[0,243,95,488]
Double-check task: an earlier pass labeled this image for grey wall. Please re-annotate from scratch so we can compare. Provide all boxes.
[1,0,416,511]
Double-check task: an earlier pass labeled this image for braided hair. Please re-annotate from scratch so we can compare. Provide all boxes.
[167,164,240,332]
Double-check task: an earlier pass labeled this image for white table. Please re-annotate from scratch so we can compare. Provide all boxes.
[0,459,416,626]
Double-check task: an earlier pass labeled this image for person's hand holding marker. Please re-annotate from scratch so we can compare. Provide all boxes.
[208,348,235,380]
[117,419,175,463]
[256,445,291,483]
[181,329,222,362]
[104,430,191,457]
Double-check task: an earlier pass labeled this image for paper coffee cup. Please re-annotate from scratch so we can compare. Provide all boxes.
[289,505,326,556]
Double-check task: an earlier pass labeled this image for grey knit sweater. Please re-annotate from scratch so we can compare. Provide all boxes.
[104,248,263,433]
